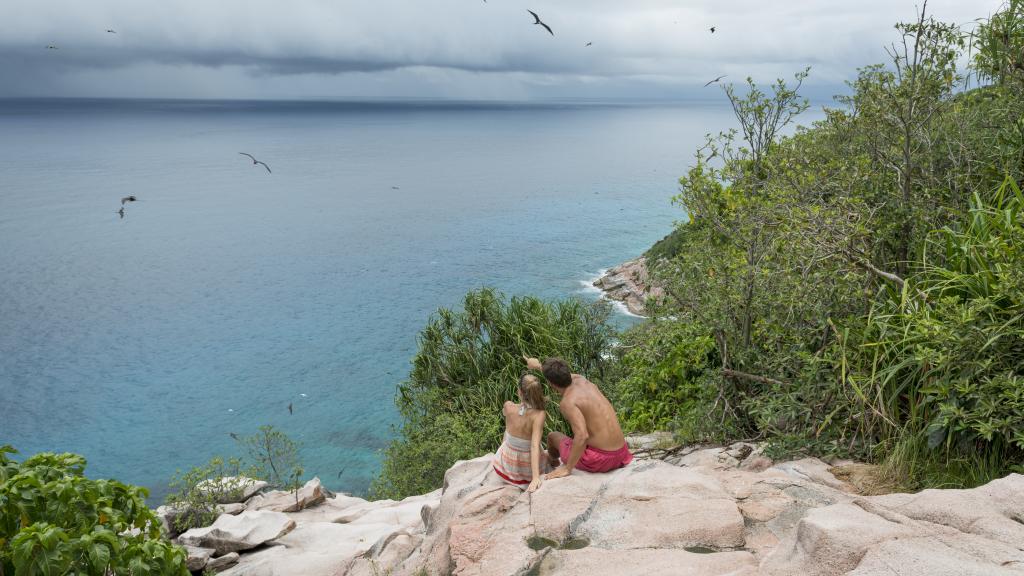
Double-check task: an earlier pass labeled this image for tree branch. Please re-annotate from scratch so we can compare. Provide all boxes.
[722,368,788,386]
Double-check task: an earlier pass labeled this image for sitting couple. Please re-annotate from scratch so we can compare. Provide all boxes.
[492,356,633,492]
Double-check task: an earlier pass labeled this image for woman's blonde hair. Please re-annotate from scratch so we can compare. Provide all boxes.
[518,373,546,411]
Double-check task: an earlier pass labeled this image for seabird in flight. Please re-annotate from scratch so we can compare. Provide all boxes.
[704,75,727,87]
[527,10,553,36]
[239,153,272,174]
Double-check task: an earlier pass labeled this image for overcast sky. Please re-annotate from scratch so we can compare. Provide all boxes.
[0,0,1002,100]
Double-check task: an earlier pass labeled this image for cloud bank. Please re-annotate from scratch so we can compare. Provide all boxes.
[0,0,1001,99]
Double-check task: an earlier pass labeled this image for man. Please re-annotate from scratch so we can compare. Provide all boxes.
[523,356,633,479]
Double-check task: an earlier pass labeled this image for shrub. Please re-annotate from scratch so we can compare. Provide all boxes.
[0,445,188,576]
[164,425,304,532]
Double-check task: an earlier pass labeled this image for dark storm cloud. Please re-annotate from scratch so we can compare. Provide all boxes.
[0,0,1001,99]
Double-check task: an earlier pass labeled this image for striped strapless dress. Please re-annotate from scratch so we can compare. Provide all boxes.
[492,431,539,485]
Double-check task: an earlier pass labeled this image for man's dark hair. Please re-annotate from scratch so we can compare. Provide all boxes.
[542,358,572,388]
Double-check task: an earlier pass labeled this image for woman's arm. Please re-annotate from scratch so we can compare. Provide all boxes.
[528,413,545,492]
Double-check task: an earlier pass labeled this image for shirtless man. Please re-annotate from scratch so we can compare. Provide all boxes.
[523,356,633,479]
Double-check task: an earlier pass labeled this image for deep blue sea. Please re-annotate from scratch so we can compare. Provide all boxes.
[0,97,736,500]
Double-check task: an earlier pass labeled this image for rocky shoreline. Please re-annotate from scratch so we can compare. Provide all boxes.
[157,434,1024,575]
[592,257,663,316]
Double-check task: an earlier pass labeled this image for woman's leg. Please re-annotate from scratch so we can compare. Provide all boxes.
[546,431,568,468]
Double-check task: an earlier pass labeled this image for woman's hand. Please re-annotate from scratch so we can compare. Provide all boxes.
[522,355,543,371]
[527,477,542,493]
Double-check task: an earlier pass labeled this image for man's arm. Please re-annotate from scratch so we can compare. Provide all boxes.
[547,402,588,479]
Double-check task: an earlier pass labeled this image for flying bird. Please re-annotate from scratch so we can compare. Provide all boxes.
[337,467,347,479]
[704,75,727,87]
[585,42,592,47]
[709,26,716,33]
[527,10,553,36]
[239,153,272,174]
[299,393,308,398]
[229,432,239,441]
[46,45,58,50]
[106,29,116,34]
[288,402,293,415]
[121,195,137,205]
[117,207,125,219]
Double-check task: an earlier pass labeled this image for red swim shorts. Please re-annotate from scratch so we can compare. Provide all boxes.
[559,437,633,473]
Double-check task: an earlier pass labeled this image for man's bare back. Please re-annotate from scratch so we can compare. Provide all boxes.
[559,374,625,452]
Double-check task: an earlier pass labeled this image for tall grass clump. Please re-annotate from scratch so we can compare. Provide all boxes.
[371,288,615,500]
[837,176,1024,488]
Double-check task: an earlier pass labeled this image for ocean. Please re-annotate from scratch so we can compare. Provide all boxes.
[0,97,736,500]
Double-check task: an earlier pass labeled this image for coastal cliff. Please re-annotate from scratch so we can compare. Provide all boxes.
[167,436,1024,575]
[592,257,664,316]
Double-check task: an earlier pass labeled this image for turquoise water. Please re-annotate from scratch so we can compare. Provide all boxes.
[0,98,734,499]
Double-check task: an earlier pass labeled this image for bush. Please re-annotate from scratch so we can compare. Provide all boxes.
[371,288,616,500]
[164,425,304,532]
[164,457,251,533]
[611,320,718,437]
[833,177,1024,484]
[0,445,188,576]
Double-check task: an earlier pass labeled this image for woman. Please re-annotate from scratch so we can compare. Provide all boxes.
[492,374,549,492]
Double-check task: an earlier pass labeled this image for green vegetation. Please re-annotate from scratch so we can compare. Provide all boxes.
[378,1,1024,498]
[371,288,615,499]
[611,1,1024,489]
[0,445,188,575]
[165,425,303,532]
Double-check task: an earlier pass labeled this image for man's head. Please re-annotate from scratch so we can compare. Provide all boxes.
[541,358,572,390]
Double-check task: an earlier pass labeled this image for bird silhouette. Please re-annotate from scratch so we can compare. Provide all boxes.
[337,467,347,479]
[229,432,239,441]
[121,195,137,205]
[288,402,293,415]
[585,42,593,47]
[106,29,116,34]
[709,26,716,33]
[46,45,58,50]
[391,186,400,190]
[117,207,125,219]
[239,153,272,174]
[704,75,727,87]
[527,10,553,36]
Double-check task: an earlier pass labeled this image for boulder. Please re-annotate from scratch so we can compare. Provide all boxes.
[592,257,664,316]
[184,545,215,571]
[244,477,326,513]
[218,502,246,515]
[625,431,676,451]
[760,477,1024,576]
[205,552,240,572]
[178,510,296,555]
[285,493,368,524]
[217,522,403,576]
[574,463,745,550]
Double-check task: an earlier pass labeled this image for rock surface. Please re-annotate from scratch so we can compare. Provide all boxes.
[163,438,1024,575]
[205,552,240,572]
[592,257,664,316]
[245,477,327,513]
[178,510,296,554]
[183,545,215,571]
